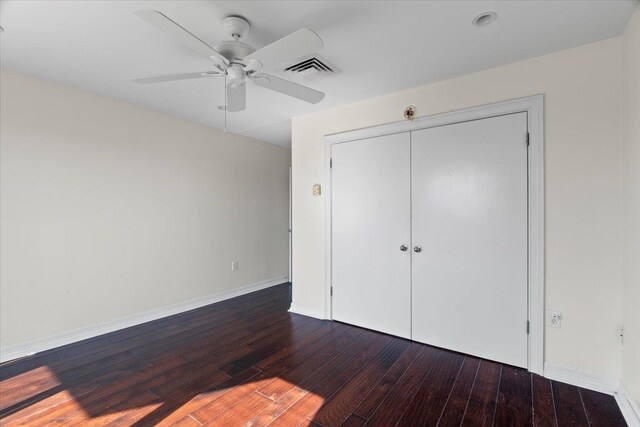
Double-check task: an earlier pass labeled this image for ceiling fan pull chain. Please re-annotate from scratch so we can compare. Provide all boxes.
[224,72,228,132]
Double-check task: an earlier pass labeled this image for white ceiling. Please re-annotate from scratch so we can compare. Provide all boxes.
[0,1,636,147]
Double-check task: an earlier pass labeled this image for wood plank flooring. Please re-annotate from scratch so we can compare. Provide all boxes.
[0,283,626,426]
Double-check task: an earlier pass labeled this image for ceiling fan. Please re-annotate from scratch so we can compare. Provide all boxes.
[132,10,326,112]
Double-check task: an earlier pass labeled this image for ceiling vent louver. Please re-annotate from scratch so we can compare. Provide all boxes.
[282,56,339,84]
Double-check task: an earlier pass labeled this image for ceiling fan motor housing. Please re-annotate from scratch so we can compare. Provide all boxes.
[213,40,255,62]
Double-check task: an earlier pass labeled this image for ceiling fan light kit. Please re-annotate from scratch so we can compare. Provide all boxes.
[132,10,326,116]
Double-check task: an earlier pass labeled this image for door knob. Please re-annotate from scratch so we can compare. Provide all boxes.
[400,244,408,252]
[414,245,422,253]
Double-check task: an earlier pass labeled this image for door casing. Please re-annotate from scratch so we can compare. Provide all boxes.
[323,95,544,374]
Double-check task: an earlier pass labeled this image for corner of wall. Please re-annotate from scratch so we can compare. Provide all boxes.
[621,2,640,410]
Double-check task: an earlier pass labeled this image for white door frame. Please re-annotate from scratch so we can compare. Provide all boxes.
[324,94,544,374]
[289,166,293,282]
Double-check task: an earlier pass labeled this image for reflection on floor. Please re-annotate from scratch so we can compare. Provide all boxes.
[0,283,626,426]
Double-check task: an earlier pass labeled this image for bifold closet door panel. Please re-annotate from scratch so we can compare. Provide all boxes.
[411,112,528,368]
[331,133,411,338]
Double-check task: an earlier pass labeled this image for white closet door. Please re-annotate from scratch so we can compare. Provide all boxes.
[411,113,528,368]
[332,133,411,338]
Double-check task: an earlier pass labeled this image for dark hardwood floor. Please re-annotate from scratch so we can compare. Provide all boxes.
[0,283,626,426]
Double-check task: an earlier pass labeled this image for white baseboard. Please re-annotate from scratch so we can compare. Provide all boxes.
[289,303,327,320]
[543,362,620,395]
[615,382,640,427]
[0,276,288,363]
[544,362,640,427]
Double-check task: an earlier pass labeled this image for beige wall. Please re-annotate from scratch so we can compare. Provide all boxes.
[292,37,624,379]
[0,70,290,352]
[622,5,640,406]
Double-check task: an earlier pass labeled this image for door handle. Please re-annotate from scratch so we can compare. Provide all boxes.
[400,244,408,252]
[414,245,422,253]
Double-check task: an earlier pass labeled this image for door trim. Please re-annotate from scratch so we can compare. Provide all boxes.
[324,94,544,374]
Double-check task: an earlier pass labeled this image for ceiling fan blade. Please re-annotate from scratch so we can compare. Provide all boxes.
[226,83,246,112]
[244,28,323,71]
[251,73,324,104]
[132,71,222,84]
[134,9,229,66]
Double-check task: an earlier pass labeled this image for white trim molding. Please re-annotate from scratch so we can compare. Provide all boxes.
[0,276,288,363]
[543,362,620,394]
[289,303,328,320]
[615,383,640,427]
[324,94,545,375]
[544,362,640,427]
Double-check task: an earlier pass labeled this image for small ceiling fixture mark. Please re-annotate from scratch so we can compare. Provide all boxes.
[473,12,497,27]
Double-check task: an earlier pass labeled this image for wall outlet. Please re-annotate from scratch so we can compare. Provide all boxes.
[548,310,562,328]
[231,261,238,271]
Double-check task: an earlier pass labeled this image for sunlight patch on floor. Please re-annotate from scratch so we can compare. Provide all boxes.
[83,401,163,425]
[0,365,61,410]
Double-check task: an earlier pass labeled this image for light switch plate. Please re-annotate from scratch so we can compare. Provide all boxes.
[548,310,561,328]
[312,184,321,196]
